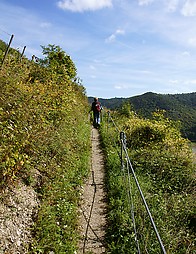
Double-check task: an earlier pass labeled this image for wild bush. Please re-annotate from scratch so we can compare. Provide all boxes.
[0,46,91,253]
[100,110,195,253]
[123,112,194,192]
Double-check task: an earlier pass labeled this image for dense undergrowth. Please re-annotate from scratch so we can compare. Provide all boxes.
[100,107,195,253]
[0,46,91,253]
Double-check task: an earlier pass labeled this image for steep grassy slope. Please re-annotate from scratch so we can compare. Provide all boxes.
[0,47,91,252]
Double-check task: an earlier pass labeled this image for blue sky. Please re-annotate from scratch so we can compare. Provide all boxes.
[0,0,196,98]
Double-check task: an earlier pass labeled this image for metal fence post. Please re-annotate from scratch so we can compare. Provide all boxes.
[107,111,110,132]
[120,131,125,171]
[20,45,26,61]
[1,34,14,69]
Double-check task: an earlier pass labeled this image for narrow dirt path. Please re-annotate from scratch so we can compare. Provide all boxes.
[78,127,107,254]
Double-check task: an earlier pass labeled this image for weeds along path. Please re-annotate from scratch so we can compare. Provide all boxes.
[78,127,107,254]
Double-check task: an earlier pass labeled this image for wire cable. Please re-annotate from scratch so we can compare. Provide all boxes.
[0,27,11,36]
[122,141,167,254]
[105,114,167,254]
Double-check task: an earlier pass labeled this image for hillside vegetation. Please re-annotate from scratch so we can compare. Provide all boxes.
[100,106,195,253]
[0,43,91,252]
[1,39,195,253]
[89,91,196,141]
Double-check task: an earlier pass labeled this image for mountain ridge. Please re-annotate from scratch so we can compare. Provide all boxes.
[88,92,196,141]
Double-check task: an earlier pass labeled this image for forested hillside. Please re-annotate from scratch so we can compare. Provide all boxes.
[89,92,196,140]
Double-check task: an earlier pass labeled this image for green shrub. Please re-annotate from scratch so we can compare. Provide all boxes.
[123,114,194,193]
[0,46,91,253]
[100,110,195,253]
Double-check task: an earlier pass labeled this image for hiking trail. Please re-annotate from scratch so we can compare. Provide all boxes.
[78,127,107,254]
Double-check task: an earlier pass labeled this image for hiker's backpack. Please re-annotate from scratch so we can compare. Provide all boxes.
[95,102,101,112]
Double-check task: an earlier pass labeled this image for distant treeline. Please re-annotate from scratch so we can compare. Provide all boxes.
[88,92,196,141]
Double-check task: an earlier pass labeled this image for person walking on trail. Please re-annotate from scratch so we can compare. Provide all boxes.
[91,97,102,128]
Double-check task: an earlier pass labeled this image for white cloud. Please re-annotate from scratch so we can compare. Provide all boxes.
[116,29,125,35]
[114,84,124,90]
[89,65,96,70]
[184,79,196,85]
[166,0,179,12]
[169,79,179,85]
[188,37,196,47]
[181,0,196,16]
[182,51,190,56]
[40,22,51,28]
[105,34,115,43]
[168,78,196,94]
[57,0,112,12]
[105,29,125,43]
[114,84,131,90]
[138,0,154,6]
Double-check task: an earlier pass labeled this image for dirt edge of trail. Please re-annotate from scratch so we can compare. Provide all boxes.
[78,127,107,254]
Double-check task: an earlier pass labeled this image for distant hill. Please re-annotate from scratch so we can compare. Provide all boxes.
[88,92,196,141]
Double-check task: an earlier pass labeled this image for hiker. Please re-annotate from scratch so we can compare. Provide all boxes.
[91,97,102,127]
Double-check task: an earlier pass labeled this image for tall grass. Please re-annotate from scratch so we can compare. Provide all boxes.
[100,111,195,253]
[1,53,91,253]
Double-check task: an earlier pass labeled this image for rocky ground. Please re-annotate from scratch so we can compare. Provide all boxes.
[0,181,39,254]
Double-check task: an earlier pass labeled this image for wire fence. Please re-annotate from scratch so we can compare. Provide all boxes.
[106,111,167,254]
[0,27,34,68]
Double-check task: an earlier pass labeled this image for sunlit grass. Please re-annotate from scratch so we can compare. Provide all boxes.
[100,111,195,253]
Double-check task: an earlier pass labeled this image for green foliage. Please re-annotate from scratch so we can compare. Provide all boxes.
[100,126,136,253]
[100,109,195,253]
[31,118,90,253]
[118,101,134,118]
[0,45,91,253]
[0,39,7,62]
[123,111,194,192]
[89,92,196,141]
[40,44,77,79]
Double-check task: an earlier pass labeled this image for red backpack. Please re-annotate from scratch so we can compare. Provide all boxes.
[95,102,101,112]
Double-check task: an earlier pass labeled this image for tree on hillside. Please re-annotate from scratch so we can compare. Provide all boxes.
[119,101,134,117]
[40,44,77,79]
